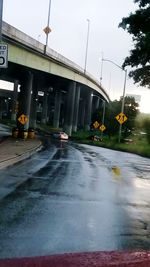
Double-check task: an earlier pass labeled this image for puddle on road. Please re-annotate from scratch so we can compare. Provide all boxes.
[111,166,123,182]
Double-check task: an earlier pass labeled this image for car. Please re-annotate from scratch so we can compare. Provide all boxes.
[53,131,69,140]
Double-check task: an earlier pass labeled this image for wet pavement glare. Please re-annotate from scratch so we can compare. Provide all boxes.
[0,139,150,258]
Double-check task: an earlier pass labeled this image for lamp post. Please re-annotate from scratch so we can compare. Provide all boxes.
[44,0,52,53]
[0,0,3,42]
[99,52,104,86]
[84,19,90,74]
[102,58,127,142]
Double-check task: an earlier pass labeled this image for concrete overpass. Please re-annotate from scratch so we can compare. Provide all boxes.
[0,21,109,135]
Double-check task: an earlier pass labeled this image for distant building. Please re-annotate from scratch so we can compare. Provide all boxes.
[126,94,141,104]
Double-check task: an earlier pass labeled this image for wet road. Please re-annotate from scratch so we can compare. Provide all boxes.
[0,123,11,142]
[0,139,150,258]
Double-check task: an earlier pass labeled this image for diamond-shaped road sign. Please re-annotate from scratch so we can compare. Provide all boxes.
[93,121,100,129]
[43,26,52,35]
[99,124,106,132]
[18,114,28,125]
[115,112,127,125]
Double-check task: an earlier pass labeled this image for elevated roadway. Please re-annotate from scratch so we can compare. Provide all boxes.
[0,22,109,134]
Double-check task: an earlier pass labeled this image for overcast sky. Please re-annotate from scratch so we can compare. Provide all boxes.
[2,0,150,113]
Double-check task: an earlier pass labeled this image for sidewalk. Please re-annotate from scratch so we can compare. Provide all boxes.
[0,136,42,170]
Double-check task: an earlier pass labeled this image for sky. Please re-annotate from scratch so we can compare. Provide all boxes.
[2,0,150,113]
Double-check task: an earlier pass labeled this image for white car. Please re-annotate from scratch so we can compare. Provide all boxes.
[53,131,69,140]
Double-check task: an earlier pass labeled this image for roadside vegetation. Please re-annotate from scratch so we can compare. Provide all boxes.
[1,95,150,158]
[72,128,150,158]
[72,96,150,158]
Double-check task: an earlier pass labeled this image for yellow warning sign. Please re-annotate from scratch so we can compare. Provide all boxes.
[99,124,106,132]
[18,114,28,125]
[115,112,127,125]
[93,121,100,129]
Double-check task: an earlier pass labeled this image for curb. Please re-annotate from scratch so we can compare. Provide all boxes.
[0,140,43,170]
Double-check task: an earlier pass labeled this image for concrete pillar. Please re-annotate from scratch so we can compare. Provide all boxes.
[95,97,100,110]
[53,89,61,129]
[11,80,19,121]
[79,99,85,129]
[0,98,3,120]
[29,78,39,129]
[84,89,92,130]
[92,96,100,114]
[18,71,33,129]
[72,84,80,132]
[63,81,76,136]
[41,88,48,124]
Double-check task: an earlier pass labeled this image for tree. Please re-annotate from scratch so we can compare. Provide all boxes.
[136,113,150,143]
[119,0,150,88]
[123,96,139,136]
[91,97,139,139]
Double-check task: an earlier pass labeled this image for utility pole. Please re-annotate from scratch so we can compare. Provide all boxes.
[118,69,127,143]
[102,58,127,143]
[0,0,3,42]
[43,0,52,54]
[84,19,90,74]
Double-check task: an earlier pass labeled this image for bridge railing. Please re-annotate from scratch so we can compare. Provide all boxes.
[2,21,109,101]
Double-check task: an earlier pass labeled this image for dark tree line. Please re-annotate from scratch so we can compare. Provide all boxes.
[119,0,150,88]
[91,97,139,139]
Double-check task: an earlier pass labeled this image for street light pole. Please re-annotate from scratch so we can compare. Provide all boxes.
[118,68,127,142]
[101,99,106,138]
[100,52,104,86]
[0,0,3,42]
[102,58,127,142]
[44,0,52,54]
[46,0,51,47]
[84,19,90,74]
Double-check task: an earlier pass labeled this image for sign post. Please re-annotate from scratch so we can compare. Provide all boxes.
[116,112,128,142]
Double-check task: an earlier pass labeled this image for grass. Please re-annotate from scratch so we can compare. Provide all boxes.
[71,129,150,158]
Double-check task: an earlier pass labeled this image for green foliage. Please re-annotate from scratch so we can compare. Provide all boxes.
[134,0,150,8]
[119,0,150,87]
[105,100,121,138]
[136,113,150,143]
[142,118,150,143]
[123,96,139,136]
[91,97,139,139]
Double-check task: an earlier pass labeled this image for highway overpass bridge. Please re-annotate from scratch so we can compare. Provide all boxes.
[0,21,109,135]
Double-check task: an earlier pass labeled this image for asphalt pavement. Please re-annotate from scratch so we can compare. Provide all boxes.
[1,130,150,266]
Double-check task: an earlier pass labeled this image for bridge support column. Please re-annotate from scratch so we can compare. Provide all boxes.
[92,96,100,114]
[78,99,85,129]
[11,80,19,121]
[18,71,33,129]
[41,88,48,124]
[95,97,100,110]
[0,98,3,120]
[29,78,39,129]
[84,90,92,130]
[72,84,80,132]
[63,81,76,136]
[53,89,61,129]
